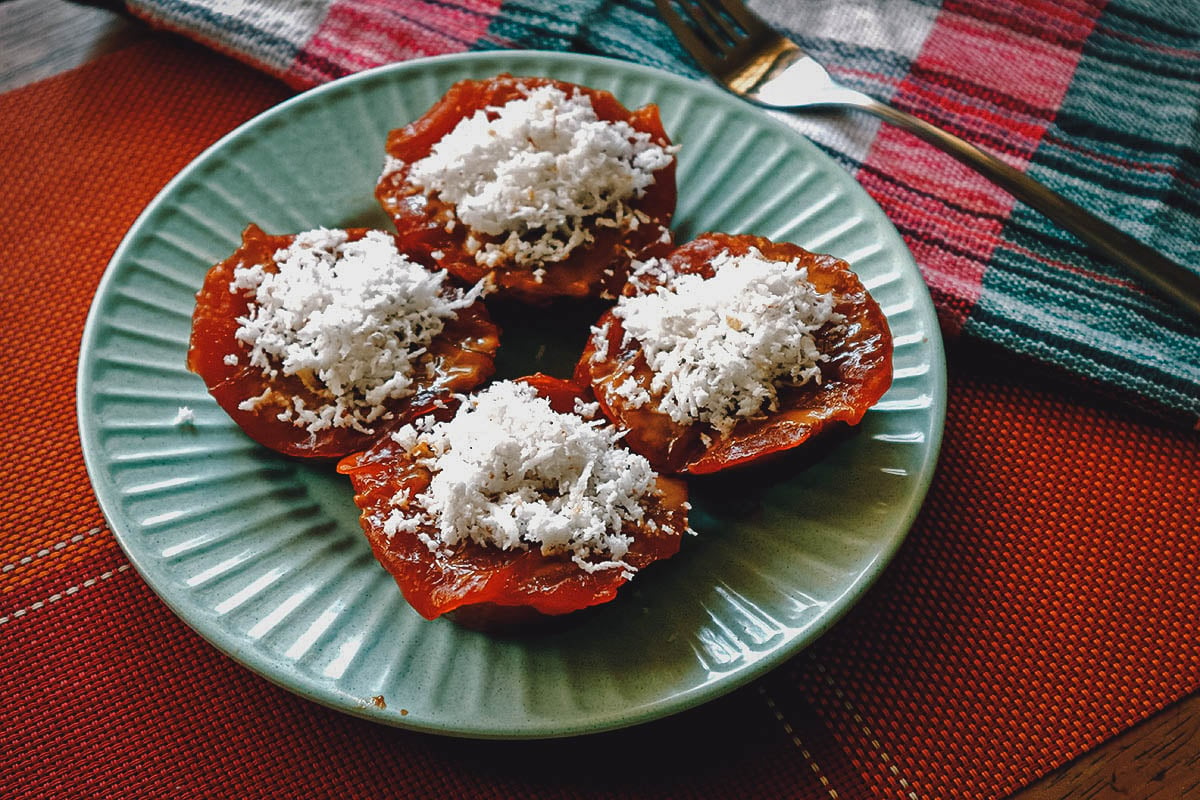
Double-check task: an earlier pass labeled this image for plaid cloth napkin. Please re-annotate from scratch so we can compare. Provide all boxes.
[126,0,1200,425]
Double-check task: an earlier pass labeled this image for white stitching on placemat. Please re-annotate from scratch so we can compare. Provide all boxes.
[0,564,130,625]
[1,526,106,574]
[758,683,840,800]
[813,663,920,800]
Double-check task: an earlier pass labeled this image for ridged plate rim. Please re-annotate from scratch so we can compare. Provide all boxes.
[78,50,946,739]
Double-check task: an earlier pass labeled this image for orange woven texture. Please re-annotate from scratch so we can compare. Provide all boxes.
[2,37,1198,800]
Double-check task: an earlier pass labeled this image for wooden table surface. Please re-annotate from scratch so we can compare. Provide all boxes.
[5,1,1197,797]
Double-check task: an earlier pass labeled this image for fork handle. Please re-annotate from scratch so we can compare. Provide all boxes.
[849,96,1200,322]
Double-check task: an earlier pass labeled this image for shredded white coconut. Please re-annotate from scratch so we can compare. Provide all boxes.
[231,228,484,435]
[384,380,661,575]
[611,247,843,434]
[172,406,195,425]
[379,154,405,181]
[405,83,675,270]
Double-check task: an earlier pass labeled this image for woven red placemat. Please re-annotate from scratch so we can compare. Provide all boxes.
[2,37,1197,800]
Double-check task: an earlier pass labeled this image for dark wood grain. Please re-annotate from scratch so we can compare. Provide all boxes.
[0,0,147,92]
[1010,693,1200,800]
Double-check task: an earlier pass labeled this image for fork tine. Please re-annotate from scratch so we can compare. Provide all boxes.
[691,0,741,45]
[679,0,735,50]
[654,0,723,74]
[701,0,772,36]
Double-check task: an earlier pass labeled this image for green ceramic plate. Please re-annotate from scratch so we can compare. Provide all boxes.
[78,51,945,739]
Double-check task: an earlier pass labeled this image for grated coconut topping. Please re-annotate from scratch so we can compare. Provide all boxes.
[384,380,662,575]
[609,247,843,435]
[231,228,483,435]
[405,83,676,271]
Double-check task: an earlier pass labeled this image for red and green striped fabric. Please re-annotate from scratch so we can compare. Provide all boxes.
[127,0,1200,425]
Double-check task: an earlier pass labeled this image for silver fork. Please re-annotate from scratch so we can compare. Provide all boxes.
[656,0,1200,322]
